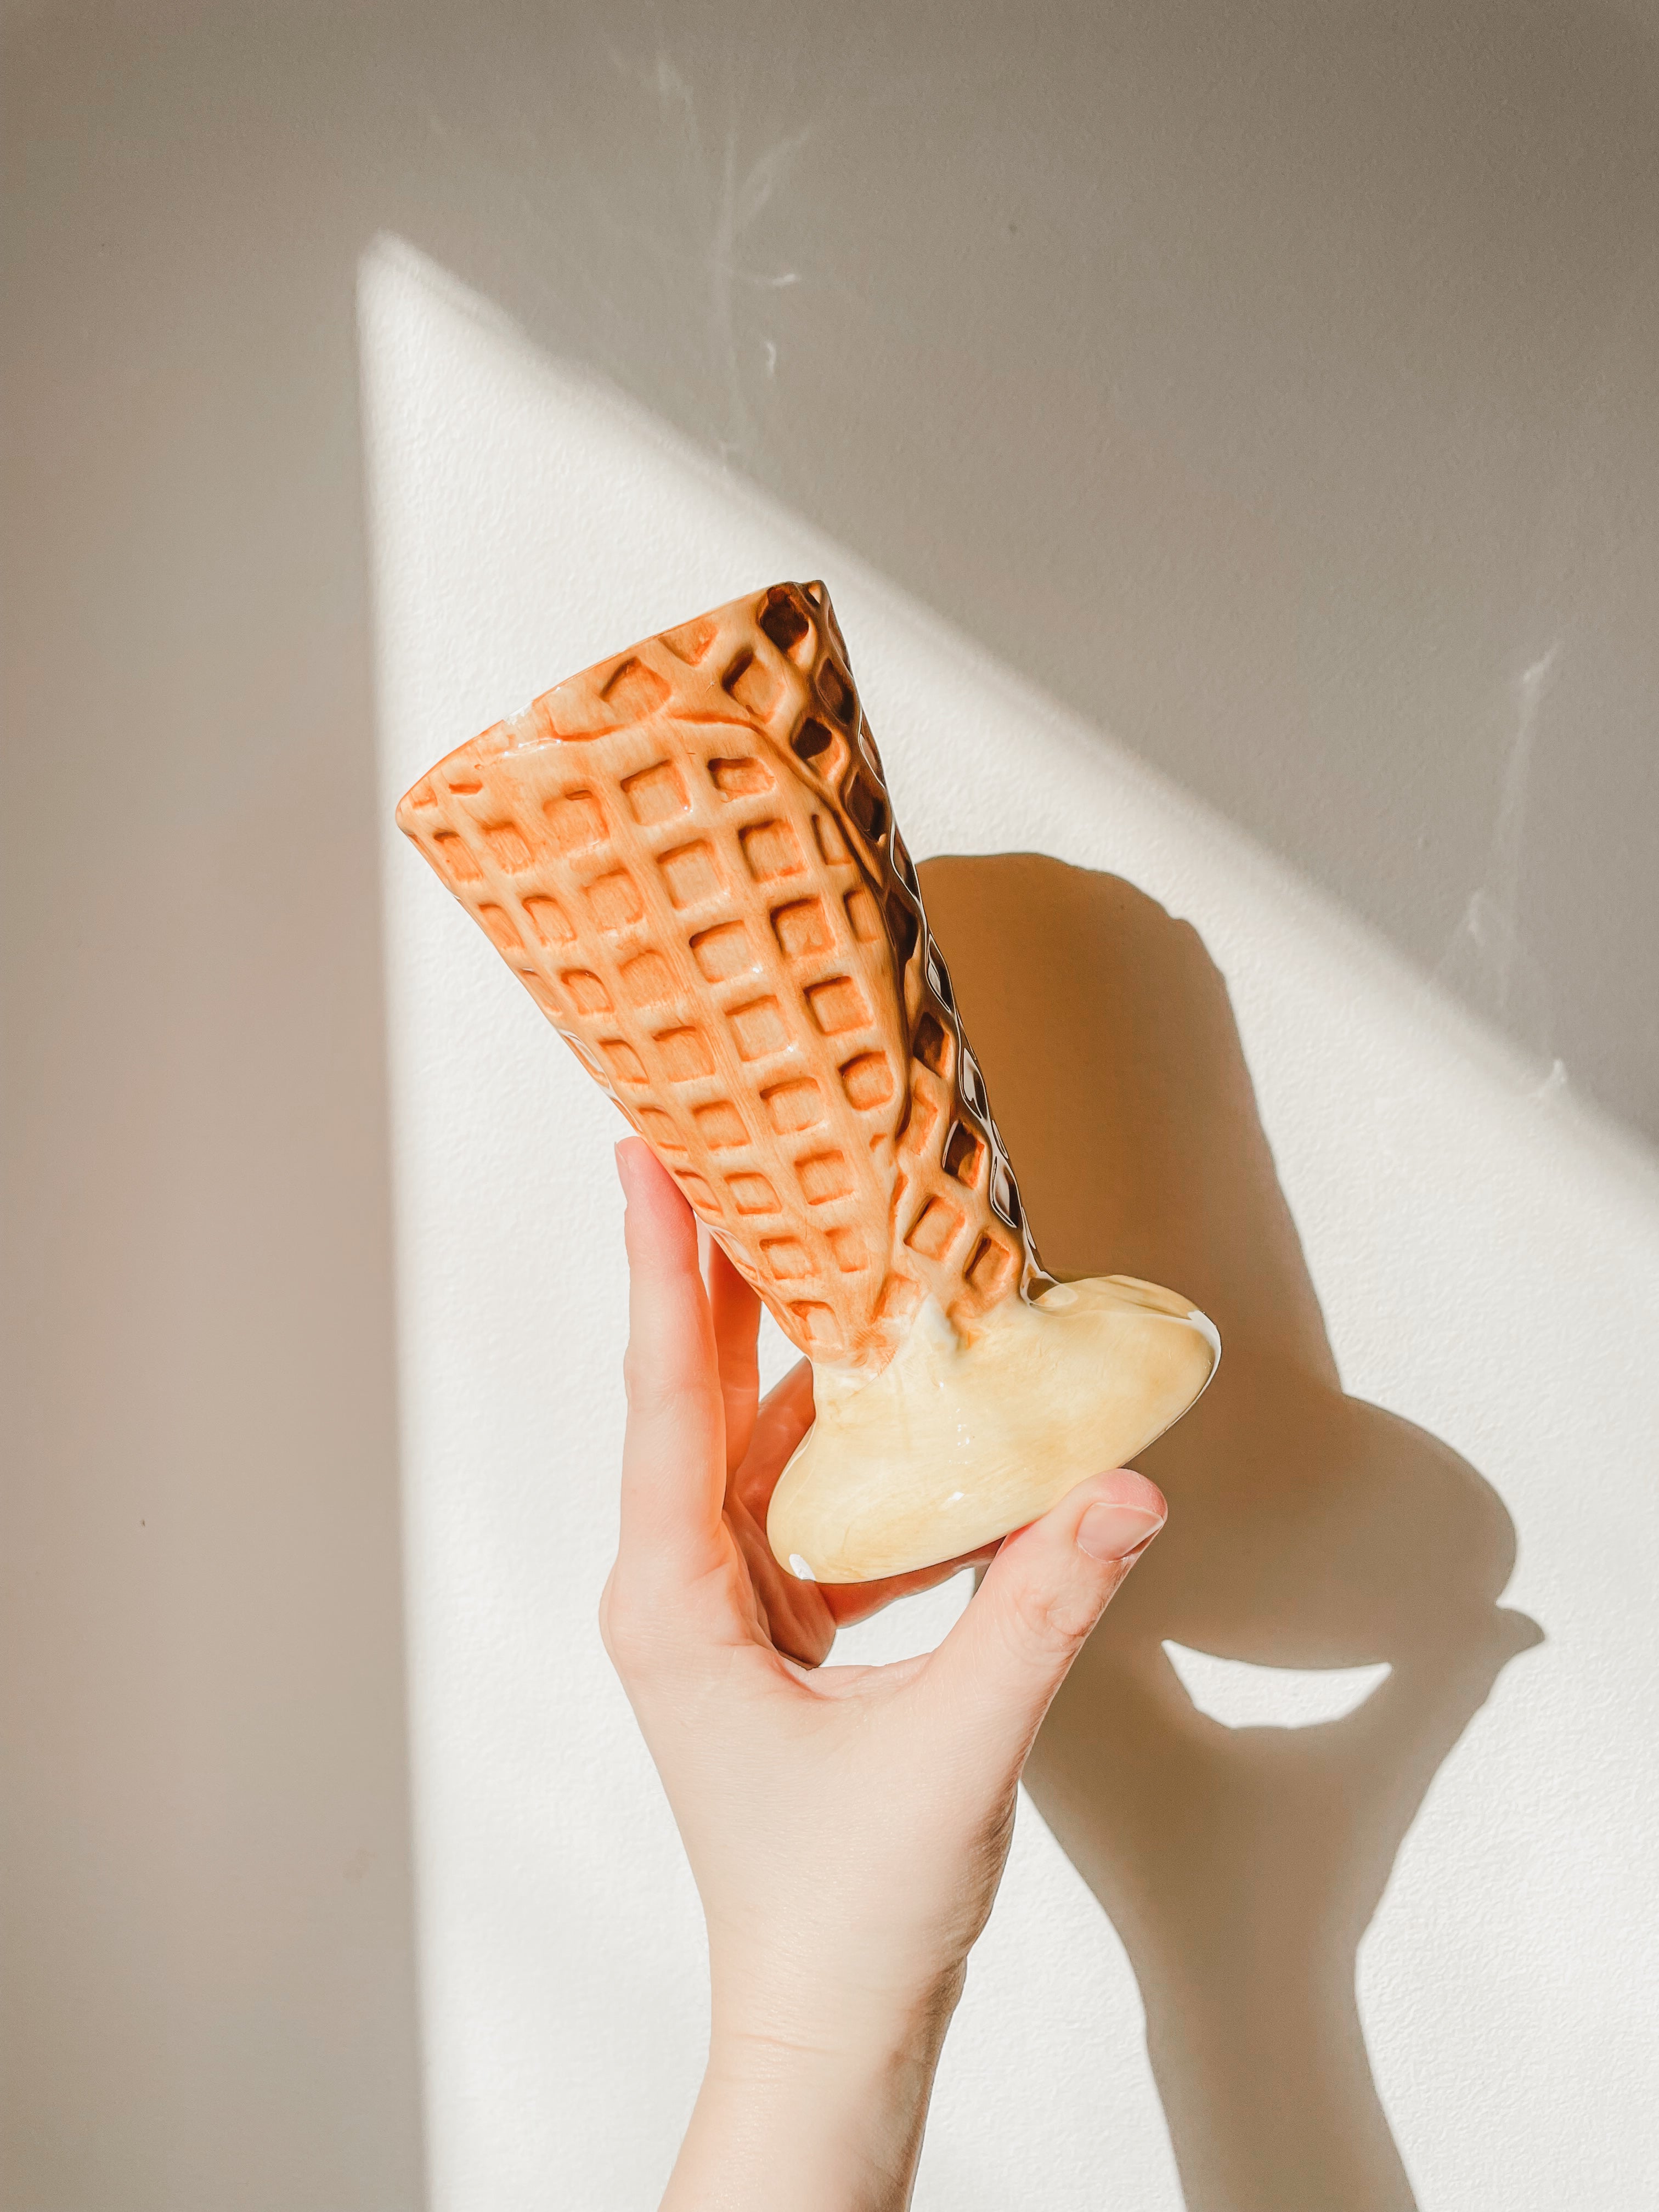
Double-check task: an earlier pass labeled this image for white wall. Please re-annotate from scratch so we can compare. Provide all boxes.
[7,5,1659,2207]
[363,243,1658,2210]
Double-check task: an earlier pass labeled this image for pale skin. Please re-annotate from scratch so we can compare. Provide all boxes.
[602,1139,1169,2210]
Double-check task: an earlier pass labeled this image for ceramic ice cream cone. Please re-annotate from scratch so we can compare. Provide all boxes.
[396,582,1218,1581]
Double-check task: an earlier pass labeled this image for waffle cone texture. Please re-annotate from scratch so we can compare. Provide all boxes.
[397,582,1045,1368]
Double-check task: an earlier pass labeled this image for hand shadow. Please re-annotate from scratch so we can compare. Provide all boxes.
[921,855,1542,2212]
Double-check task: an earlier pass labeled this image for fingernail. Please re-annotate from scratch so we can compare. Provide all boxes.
[614,1139,635,1198]
[1077,1501,1166,1562]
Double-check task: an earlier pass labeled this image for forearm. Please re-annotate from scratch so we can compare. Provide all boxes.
[663,1974,964,2212]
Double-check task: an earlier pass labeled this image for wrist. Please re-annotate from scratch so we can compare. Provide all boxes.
[661,1970,964,2212]
[710,1950,966,2064]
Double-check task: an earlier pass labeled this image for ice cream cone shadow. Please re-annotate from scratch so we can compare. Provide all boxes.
[922,854,1542,2212]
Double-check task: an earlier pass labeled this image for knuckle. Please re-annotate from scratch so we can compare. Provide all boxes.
[621,1344,692,1422]
[597,1580,656,1677]
[619,1343,651,1410]
[1005,1573,1100,1660]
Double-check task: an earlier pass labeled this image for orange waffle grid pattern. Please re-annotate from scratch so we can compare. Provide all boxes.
[396,581,1046,1375]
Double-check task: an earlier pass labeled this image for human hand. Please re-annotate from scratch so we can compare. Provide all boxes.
[601,1139,1167,2211]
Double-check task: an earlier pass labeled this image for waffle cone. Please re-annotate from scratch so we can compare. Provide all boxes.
[397,582,1217,1580]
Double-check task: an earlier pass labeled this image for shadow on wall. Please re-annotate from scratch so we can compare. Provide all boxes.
[922,855,1542,2212]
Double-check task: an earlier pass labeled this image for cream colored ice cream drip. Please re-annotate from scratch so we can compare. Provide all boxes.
[774,1279,1218,1583]
[396,582,1218,1582]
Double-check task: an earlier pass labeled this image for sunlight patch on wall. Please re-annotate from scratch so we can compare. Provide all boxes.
[361,231,1659,2212]
[1164,1641,1391,1729]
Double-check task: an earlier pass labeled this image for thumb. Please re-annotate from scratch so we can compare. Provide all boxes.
[923,1470,1166,1762]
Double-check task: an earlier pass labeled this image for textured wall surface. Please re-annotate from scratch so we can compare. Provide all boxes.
[6,5,1658,2207]
[363,245,1657,2210]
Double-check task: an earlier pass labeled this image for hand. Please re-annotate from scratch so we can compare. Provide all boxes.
[601,1139,1167,2211]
